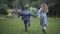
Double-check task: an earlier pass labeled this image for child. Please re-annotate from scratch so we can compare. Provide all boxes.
[20,4,35,32]
[36,3,49,34]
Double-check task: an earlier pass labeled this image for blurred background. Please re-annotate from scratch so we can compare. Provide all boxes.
[0,0,60,17]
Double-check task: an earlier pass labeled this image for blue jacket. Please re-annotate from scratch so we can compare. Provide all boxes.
[20,9,34,21]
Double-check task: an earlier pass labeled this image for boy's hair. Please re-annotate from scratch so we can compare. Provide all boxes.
[41,3,49,13]
[24,4,30,9]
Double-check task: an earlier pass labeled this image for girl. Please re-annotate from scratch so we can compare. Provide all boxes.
[37,3,49,34]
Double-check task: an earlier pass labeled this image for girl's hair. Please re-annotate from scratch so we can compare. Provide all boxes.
[41,3,49,13]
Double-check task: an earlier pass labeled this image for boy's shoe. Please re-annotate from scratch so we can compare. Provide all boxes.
[42,29,46,34]
[28,24,30,27]
[25,27,28,32]
[44,31,46,34]
[25,29,28,32]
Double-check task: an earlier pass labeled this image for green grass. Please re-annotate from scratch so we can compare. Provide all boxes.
[0,17,60,34]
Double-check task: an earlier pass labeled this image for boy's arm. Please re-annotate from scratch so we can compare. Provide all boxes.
[32,8,42,17]
[29,11,38,18]
[19,11,23,16]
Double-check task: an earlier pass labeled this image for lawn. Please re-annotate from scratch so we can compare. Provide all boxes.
[0,17,60,34]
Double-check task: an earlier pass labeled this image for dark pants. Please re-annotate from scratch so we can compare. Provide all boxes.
[23,20,30,32]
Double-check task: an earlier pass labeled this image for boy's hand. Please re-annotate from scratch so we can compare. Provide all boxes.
[38,15,40,18]
[33,14,38,18]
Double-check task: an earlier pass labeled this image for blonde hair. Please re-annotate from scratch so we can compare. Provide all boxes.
[41,3,49,13]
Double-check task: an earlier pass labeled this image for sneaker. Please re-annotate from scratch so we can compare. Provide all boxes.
[25,27,28,32]
[42,29,46,34]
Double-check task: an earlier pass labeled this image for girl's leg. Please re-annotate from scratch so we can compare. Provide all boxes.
[24,21,28,32]
[42,26,47,34]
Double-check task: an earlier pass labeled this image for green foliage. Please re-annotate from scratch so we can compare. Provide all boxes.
[0,3,9,15]
[29,7,38,14]
[12,0,18,7]
[0,0,60,17]
[31,2,37,7]
[0,3,9,10]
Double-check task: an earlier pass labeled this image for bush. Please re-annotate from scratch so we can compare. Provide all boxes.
[0,3,10,15]
[31,2,38,8]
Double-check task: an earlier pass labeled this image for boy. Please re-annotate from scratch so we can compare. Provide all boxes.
[20,4,35,32]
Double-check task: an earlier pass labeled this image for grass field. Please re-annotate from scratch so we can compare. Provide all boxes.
[0,17,60,34]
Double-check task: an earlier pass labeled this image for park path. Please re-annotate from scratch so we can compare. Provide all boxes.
[0,17,6,20]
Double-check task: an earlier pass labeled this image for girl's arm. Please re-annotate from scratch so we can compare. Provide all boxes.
[33,8,42,18]
[37,8,42,15]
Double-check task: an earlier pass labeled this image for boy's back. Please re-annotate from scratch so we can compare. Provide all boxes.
[21,9,32,21]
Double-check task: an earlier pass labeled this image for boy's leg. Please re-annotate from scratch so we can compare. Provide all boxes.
[24,21,28,32]
[42,26,46,34]
[27,20,30,27]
